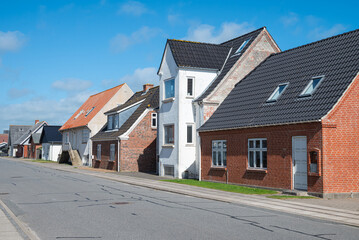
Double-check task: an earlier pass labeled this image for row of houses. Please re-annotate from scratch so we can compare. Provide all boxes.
[6,27,359,198]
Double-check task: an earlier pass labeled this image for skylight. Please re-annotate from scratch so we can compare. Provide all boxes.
[300,76,323,97]
[74,110,84,120]
[267,83,288,102]
[234,38,250,55]
[85,107,95,117]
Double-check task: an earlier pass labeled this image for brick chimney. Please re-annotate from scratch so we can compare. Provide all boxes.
[143,84,154,92]
[35,120,39,124]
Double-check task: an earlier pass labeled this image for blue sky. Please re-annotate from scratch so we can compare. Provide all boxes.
[0,0,358,132]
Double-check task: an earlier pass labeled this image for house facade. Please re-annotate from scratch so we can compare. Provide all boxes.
[199,29,359,198]
[157,27,280,178]
[8,125,31,157]
[40,126,62,161]
[92,84,159,172]
[59,83,133,166]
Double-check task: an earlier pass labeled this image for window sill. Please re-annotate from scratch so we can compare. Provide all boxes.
[162,144,175,148]
[246,168,267,173]
[210,167,226,170]
[95,159,101,161]
[185,143,195,147]
[162,97,175,103]
[308,172,321,177]
[186,96,194,99]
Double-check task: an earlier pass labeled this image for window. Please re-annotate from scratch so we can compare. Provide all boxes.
[108,115,114,130]
[118,103,140,128]
[97,144,101,160]
[300,76,323,97]
[212,140,227,167]
[113,114,119,129]
[110,144,115,161]
[234,38,250,55]
[248,139,267,169]
[187,78,194,97]
[267,83,288,102]
[64,132,69,143]
[187,124,193,144]
[164,78,175,99]
[82,129,89,143]
[164,125,174,144]
[85,107,95,117]
[151,113,157,128]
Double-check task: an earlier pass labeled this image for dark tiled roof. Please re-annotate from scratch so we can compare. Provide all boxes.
[92,86,159,141]
[195,28,264,102]
[8,125,31,146]
[13,121,47,145]
[167,40,231,70]
[41,126,62,143]
[200,29,359,132]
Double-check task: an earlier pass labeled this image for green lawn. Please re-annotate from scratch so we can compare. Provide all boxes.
[267,195,317,199]
[31,159,56,163]
[162,179,277,195]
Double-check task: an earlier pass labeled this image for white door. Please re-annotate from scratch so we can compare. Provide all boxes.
[292,136,307,190]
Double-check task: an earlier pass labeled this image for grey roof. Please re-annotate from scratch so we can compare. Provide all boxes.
[167,40,231,70]
[92,86,159,141]
[13,121,47,145]
[195,28,264,102]
[200,28,359,132]
[8,125,31,146]
[31,133,42,144]
[40,126,62,143]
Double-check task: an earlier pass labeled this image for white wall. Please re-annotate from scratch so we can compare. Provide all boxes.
[42,143,62,161]
[62,127,91,165]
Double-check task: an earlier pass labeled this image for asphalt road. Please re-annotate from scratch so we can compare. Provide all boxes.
[0,158,358,240]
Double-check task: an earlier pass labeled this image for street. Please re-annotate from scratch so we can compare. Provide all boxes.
[0,157,358,240]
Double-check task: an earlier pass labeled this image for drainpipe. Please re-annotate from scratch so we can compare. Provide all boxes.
[117,140,121,172]
[226,168,228,184]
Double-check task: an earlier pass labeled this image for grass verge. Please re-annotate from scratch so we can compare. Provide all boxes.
[162,179,277,195]
[31,159,55,163]
[267,195,317,199]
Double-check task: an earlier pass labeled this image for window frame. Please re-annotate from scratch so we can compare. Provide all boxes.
[233,38,251,55]
[266,83,289,103]
[211,140,227,167]
[248,138,267,169]
[96,144,101,160]
[299,76,324,97]
[164,124,175,145]
[164,78,175,100]
[151,113,157,129]
[109,144,115,161]
[186,77,194,98]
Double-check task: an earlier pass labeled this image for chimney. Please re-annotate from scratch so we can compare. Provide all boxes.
[35,120,39,124]
[143,84,154,93]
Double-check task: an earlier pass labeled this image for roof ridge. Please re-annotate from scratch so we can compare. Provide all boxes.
[168,39,230,48]
[89,83,125,97]
[273,28,359,56]
[220,27,265,45]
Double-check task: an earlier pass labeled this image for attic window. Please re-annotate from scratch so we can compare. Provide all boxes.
[267,83,288,102]
[85,107,95,117]
[74,110,84,120]
[300,76,323,97]
[234,38,250,55]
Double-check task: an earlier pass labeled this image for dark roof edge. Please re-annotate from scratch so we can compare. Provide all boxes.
[199,119,321,133]
[220,27,265,45]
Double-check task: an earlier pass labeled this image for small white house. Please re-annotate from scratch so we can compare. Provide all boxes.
[40,126,62,161]
[157,27,280,179]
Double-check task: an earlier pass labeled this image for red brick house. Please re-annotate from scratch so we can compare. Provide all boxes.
[199,29,359,199]
[92,84,159,172]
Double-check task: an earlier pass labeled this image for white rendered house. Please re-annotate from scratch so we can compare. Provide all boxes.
[157,27,280,178]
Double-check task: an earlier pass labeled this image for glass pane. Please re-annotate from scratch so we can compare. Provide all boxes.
[255,151,261,168]
[213,141,217,148]
[262,140,267,148]
[223,141,227,149]
[114,115,119,128]
[187,78,193,96]
[218,151,222,166]
[249,151,254,167]
[262,151,267,168]
[187,125,192,143]
[108,115,113,130]
[312,78,321,89]
[212,151,217,166]
[249,140,253,148]
[218,141,222,148]
[223,151,227,167]
[256,140,260,148]
[165,79,175,98]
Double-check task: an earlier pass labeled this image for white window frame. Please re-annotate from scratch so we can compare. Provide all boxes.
[248,138,267,169]
[212,140,227,167]
[233,38,250,55]
[186,124,194,144]
[110,144,115,161]
[300,76,324,97]
[97,144,101,160]
[267,83,288,102]
[164,124,174,145]
[164,78,175,99]
[82,129,89,143]
[151,113,157,129]
[187,77,194,97]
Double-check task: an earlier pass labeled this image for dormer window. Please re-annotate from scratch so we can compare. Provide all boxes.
[267,83,288,102]
[107,114,119,131]
[234,38,250,55]
[300,76,323,97]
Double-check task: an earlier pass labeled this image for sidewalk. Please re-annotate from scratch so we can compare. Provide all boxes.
[0,202,23,240]
[5,157,359,228]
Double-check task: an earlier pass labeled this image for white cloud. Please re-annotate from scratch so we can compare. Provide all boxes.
[120,67,157,91]
[110,26,160,52]
[184,22,254,44]
[118,1,148,16]
[52,78,93,92]
[168,14,181,25]
[7,88,31,99]
[309,24,347,40]
[281,12,299,27]
[0,31,26,52]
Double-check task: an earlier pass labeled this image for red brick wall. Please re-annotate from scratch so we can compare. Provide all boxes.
[321,74,359,194]
[120,110,157,172]
[92,140,118,171]
[200,123,323,192]
[30,140,41,159]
